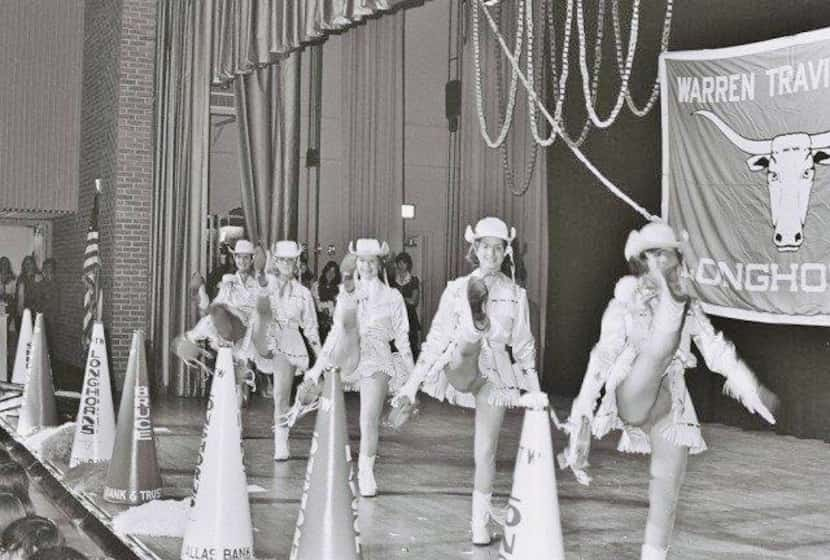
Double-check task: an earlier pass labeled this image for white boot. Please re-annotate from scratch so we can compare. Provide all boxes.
[471,490,492,545]
[641,544,668,560]
[358,454,377,497]
[273,427,290,461]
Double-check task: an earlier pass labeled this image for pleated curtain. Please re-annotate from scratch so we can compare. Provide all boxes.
[150,0,214,394]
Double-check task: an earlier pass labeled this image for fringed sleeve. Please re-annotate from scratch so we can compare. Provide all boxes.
[566,282,632,427]
[689,302,775,424]
[559,282,632,486]
[414,280,459,382]
[300,285,321,351]
[391,289,415,370]
[510,286,540,392]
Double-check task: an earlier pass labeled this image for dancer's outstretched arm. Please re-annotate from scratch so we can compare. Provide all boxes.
[510,286,540,392]
[392,282,457,405]
[560,278,632,482]
[689,302,777,424]
[300,287,322,358]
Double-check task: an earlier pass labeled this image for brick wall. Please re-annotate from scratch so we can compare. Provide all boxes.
[52,0,157,389]
[111,0,157,388]
[52,0,122,375]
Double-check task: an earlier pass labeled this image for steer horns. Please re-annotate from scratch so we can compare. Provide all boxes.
[694,110,830,153]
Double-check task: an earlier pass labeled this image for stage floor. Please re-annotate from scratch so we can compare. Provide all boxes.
[16,392,830,559]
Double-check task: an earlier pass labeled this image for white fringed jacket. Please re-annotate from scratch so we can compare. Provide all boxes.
[419,270,539,408]
[315,279,414,392]
[264,277,320,372]
[186,272,263,365]
[565,275,775,458]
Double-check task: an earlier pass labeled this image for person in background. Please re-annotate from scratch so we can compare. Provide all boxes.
[0,462,34,515]
[312,260,340,342]
[0,493,26,535]
[389,252,421,359]
[0,258,16,346]
[297,254,315,291]
[15,256,40,331]
[206,243,235,301]
[1,516,64,560]
[34,258,59,346]
[28,546,90,560]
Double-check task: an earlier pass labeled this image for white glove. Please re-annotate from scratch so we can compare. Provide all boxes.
[517,391,548,410]
[392,374,421,408]
[557,416,593,486]
[305,360,325,384]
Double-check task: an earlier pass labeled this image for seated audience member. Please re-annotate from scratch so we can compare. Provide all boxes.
[0,493,26,535]
[0,450,13,466]
[1,516,64,559]
[28,546,90,560]
[0,463,34,515]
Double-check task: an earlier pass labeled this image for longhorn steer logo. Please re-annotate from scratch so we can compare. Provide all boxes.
[695,110,830,252]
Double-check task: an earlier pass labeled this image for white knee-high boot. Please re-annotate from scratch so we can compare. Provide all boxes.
[641,543,668,560]
[644,430,686,559]
[471,490,492,545]
[273,426,290,461]
[358,454,377,497]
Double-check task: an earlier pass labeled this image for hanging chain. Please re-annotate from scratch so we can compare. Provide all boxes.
[550,0,606,147]
[473,0,523,148]
[612,0,674,117]
[526,0,556,146]
[470,0,673,208]
[497,1,539,196]
[477,0,659,220]
[576,0,640,129]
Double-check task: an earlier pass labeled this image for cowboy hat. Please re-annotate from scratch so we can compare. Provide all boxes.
[348,239,390,258]
[624,222,680,261]
[464,217,516,244]
[229,239,255,255]
[271,240,303,259]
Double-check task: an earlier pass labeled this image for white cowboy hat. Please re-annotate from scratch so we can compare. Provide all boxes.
[464,217,517,244]
[230,239,255,255]
[271,240,303,259]
[624,222,680,261]
[218,225,245,245]
[349,239,390,258]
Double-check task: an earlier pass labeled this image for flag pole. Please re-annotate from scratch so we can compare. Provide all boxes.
[95,178,103,323]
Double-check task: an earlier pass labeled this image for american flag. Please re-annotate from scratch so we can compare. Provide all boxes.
[82,184,102,351]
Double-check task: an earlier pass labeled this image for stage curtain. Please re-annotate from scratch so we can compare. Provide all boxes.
[211,0,409,82]
[234,57,302,246]
[340,12,405,250]
[455,1,549,374]
[150,0,214,396]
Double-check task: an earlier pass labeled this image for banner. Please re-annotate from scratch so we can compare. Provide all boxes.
[660,28,830,326]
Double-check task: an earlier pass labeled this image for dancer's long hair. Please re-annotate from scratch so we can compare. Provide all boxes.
[0,493,26,535]
[0,463,34,515]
